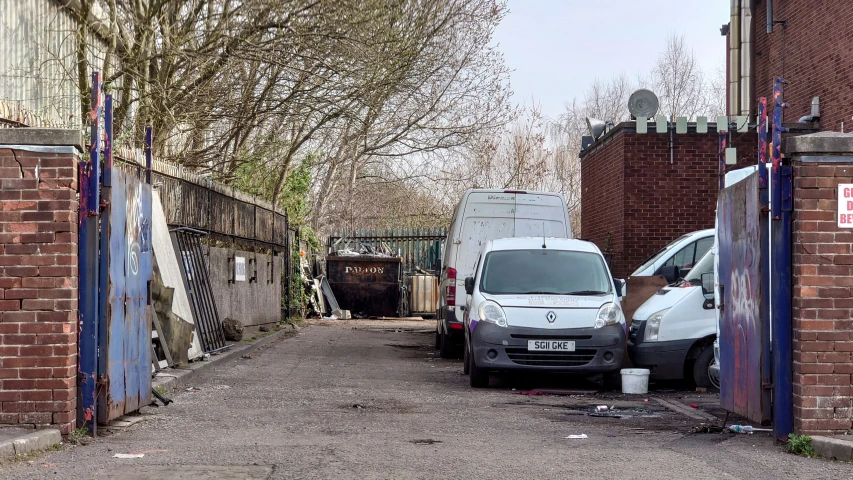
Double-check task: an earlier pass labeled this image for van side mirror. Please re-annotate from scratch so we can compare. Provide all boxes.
[658,265,679,284]
[464,276,475,295]
[701,272,714,296]
[614,279,626,297]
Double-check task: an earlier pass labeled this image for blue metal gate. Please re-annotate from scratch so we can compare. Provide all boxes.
[99,165,153,422]
[79,73,154,434]
[718,78,793,440]
[718,171,770,424]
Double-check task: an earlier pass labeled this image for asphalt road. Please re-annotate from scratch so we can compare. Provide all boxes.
[3,319,851,479]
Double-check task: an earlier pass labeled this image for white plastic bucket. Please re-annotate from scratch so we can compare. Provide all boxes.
[620,368,650,394]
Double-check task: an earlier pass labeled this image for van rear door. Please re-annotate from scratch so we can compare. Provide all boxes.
[514,193,569,238]
[455,192,516,277]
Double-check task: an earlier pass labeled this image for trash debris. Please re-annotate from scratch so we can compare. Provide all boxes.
[695,424,725,434]
[564,434,588,439]
[410,439,442,445]
[596,405,610,412]
[516,390,548,396]
[606,434,617,438]
[240,354,253,360]
[643,398,649,403]
[696,387,707,393]
[202,354,211,361]
[727,425,771,434]
[113,453,144,459]
[690,404,699,409]
[351,404,366,409]
[185,387,201,393]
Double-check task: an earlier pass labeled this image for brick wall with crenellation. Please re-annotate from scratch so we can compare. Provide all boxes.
[0,145,80,435]
[581,125,758,278]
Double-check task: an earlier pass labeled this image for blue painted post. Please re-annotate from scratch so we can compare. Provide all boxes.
[96,94,114,422]
[757,96,773,421]
[79,71,103,435]
[144,125,153,184]
[718,133,727,192]
[771,78,793,441]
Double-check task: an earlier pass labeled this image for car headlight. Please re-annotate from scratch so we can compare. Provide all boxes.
[643,308,670,341]
[478,300,507,327]
[594,302,624,328]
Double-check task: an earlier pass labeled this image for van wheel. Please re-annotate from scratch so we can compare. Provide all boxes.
[439,330,454,359]
[469,354,489,388]
[463,341,470,375]
[693,347,717,391]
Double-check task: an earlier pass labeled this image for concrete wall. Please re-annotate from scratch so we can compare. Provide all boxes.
[208,247,283,329]
[0,129,83,435]
[789,132,853,435]
[581,125,757,278]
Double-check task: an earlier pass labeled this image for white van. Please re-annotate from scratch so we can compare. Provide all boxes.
[630,229,714,283]
[436,189,572,358]
[628,249,717,388]
[461,237,626,388]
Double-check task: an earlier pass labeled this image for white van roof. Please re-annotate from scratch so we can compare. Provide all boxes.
[486,237,600,254]
[462,188,562,196]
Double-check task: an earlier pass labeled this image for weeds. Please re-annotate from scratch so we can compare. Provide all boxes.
[67,427,91,446]
[154,385,168,396]
[786,434,817,458]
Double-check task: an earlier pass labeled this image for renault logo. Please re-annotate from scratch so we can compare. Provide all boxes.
[546,311,557,323]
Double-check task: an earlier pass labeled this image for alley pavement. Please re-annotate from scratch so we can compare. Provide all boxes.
[2,319,851,479]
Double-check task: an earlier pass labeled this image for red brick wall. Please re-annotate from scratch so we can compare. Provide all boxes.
[580,134,625,274]
[753,1,853,131]
[792,160,853,435]
[0,148,79,435]
[581,128,758,278]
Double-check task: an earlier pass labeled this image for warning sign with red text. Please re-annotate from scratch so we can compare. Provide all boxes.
[838,184,853,228]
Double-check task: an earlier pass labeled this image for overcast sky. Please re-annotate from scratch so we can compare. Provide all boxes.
[493,0,731,121]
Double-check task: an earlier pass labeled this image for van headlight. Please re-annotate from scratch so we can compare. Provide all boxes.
[478,300,507,327]
[594,302,624,328]
[643,308,670,341]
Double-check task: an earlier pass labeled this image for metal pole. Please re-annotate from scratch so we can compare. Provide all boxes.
[771,78,793,441]
[79,71,102,435]
[757,96,773,421]
[96,93,113,423]
[144,126,153,184]
[718,133,728,192]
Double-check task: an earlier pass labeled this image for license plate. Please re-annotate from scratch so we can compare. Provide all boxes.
[527,340,575,351]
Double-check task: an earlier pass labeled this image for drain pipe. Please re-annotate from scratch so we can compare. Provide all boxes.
[740,1,753,118]
[729,0,741,117]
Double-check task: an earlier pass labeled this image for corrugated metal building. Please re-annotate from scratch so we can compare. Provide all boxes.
[0,0,113,127]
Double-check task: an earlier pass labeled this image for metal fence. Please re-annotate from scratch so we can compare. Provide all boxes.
[327,228,447,274]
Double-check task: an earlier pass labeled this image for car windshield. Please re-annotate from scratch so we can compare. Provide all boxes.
[630,234,690,276]
[684,249,715,282]
[479,249,611,295]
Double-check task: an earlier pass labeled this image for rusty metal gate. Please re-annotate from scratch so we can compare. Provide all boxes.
[717,79,794,438]
[99,164,153,422]
[78,74,154,433]
[717,170,770,424]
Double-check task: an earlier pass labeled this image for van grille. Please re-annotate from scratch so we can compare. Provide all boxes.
[510,334,592,340]
[505,348,597,367]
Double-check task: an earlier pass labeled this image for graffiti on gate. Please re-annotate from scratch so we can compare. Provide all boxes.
[718,171,769,424]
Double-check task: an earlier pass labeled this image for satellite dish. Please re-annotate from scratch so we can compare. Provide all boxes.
[586,117,607,140]
[628,89,660,118]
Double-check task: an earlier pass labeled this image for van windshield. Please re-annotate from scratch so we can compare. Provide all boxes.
[480,249,611,295]
[631,234,690,276]
[684,250,715,282]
